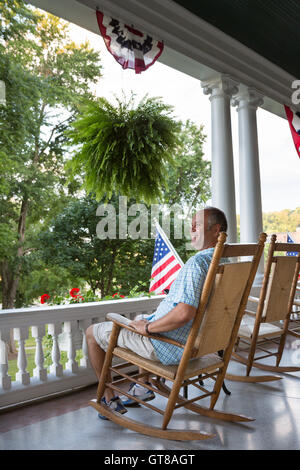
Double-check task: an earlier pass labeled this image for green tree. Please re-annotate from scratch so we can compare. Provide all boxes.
[0,0,37,44]
[15,256,85,308]
[162,120,210,208]
[37,194,155,297]
[0,2,102,314]
[263,208,300,234]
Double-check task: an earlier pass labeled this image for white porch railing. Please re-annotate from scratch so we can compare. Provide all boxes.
[0,296,163,410]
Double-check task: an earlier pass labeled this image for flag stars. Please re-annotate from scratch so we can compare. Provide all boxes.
[152,233,171,266]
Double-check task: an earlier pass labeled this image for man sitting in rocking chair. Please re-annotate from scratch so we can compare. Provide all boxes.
[86,206,228,419]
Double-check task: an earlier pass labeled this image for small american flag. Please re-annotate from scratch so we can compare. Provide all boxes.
[149,223,184,294]
[286,232,298,256]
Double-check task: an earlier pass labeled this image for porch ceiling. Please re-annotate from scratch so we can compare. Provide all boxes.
[173,0,300,79]
[26,0,299,118]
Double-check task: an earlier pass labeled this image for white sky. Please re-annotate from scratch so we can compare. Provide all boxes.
[69,21,300,214]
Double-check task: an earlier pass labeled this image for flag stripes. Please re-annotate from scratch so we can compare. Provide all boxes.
[149,223,184,294]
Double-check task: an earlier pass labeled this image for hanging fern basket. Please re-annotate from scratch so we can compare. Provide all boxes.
[68,95,180,203]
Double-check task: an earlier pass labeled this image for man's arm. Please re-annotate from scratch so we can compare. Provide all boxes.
[130,302,197,336]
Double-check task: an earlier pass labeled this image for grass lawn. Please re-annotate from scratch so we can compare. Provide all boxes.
[8,350,83,381]
[8,327,83,381]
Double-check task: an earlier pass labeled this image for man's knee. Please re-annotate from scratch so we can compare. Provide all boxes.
[86,324,95,344]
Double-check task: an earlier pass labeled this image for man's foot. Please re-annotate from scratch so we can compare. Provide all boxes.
[98,396,128,420]
[121,382,155,406]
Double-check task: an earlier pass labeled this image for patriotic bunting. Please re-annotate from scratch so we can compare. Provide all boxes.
[96,10,164,74]
[284,105,300,159]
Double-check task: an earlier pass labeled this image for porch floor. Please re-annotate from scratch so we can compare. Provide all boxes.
[1,334,300,451]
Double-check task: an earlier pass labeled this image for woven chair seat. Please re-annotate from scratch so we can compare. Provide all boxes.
[113,346,224,380]
[239,314,283,339]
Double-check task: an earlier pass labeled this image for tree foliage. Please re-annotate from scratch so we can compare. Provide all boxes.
[37,194,155,297]
[162,120,210,207]
[262,207,300,234]
[0,4,212,308]
[0,1,102,309]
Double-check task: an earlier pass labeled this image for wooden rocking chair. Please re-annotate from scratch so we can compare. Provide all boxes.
[227,234,300,383]
[89,232,266,441]
[287,282,300,337]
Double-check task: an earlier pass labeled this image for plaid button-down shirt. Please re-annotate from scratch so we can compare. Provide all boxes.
[147,248,214,365]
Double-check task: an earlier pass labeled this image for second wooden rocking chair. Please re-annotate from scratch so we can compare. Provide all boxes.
[89,232,266,441]
[227,234,300,383]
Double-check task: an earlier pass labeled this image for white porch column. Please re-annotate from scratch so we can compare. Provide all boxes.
[233,86,264,281]
[201,75,239,242]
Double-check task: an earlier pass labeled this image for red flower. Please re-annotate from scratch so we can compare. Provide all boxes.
[70,288,80,298]
[41,294,50,304]
[112,293,125,298]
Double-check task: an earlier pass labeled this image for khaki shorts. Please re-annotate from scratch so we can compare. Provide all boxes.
[93,314,158,361]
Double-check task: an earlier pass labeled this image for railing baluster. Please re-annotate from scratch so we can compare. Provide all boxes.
[0,296,162,408]
[64,321,78,373]
[32,325,47,381]
[0,328,11,390]
[79,319,92,368]
[48,323,63,377]
[14,327,30,385]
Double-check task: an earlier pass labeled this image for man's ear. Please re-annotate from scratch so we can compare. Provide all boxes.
[213,223,221,237]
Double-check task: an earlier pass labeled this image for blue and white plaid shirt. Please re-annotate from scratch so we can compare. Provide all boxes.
[147,247,215,365]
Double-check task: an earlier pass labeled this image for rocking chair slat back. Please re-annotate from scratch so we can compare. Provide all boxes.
[263,256,298,322]
[194,262,252,357]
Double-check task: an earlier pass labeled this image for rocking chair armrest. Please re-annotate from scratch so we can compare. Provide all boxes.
[106,312,132,326]
[106,312,185,349]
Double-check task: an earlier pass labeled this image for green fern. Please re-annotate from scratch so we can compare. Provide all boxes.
[67,95,180,203]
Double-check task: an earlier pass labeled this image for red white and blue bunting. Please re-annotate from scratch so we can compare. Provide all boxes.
[96,10,164,74]
[285,105,300,158]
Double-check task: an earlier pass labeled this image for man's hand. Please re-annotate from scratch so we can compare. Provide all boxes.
[130,303,196,336]
[130,319,149,335]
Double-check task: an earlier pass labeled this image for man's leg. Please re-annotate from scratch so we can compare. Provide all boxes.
[132,314,151,384]
[87,323,148,389]
[86,325,115,402]
[86,318,157,407]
